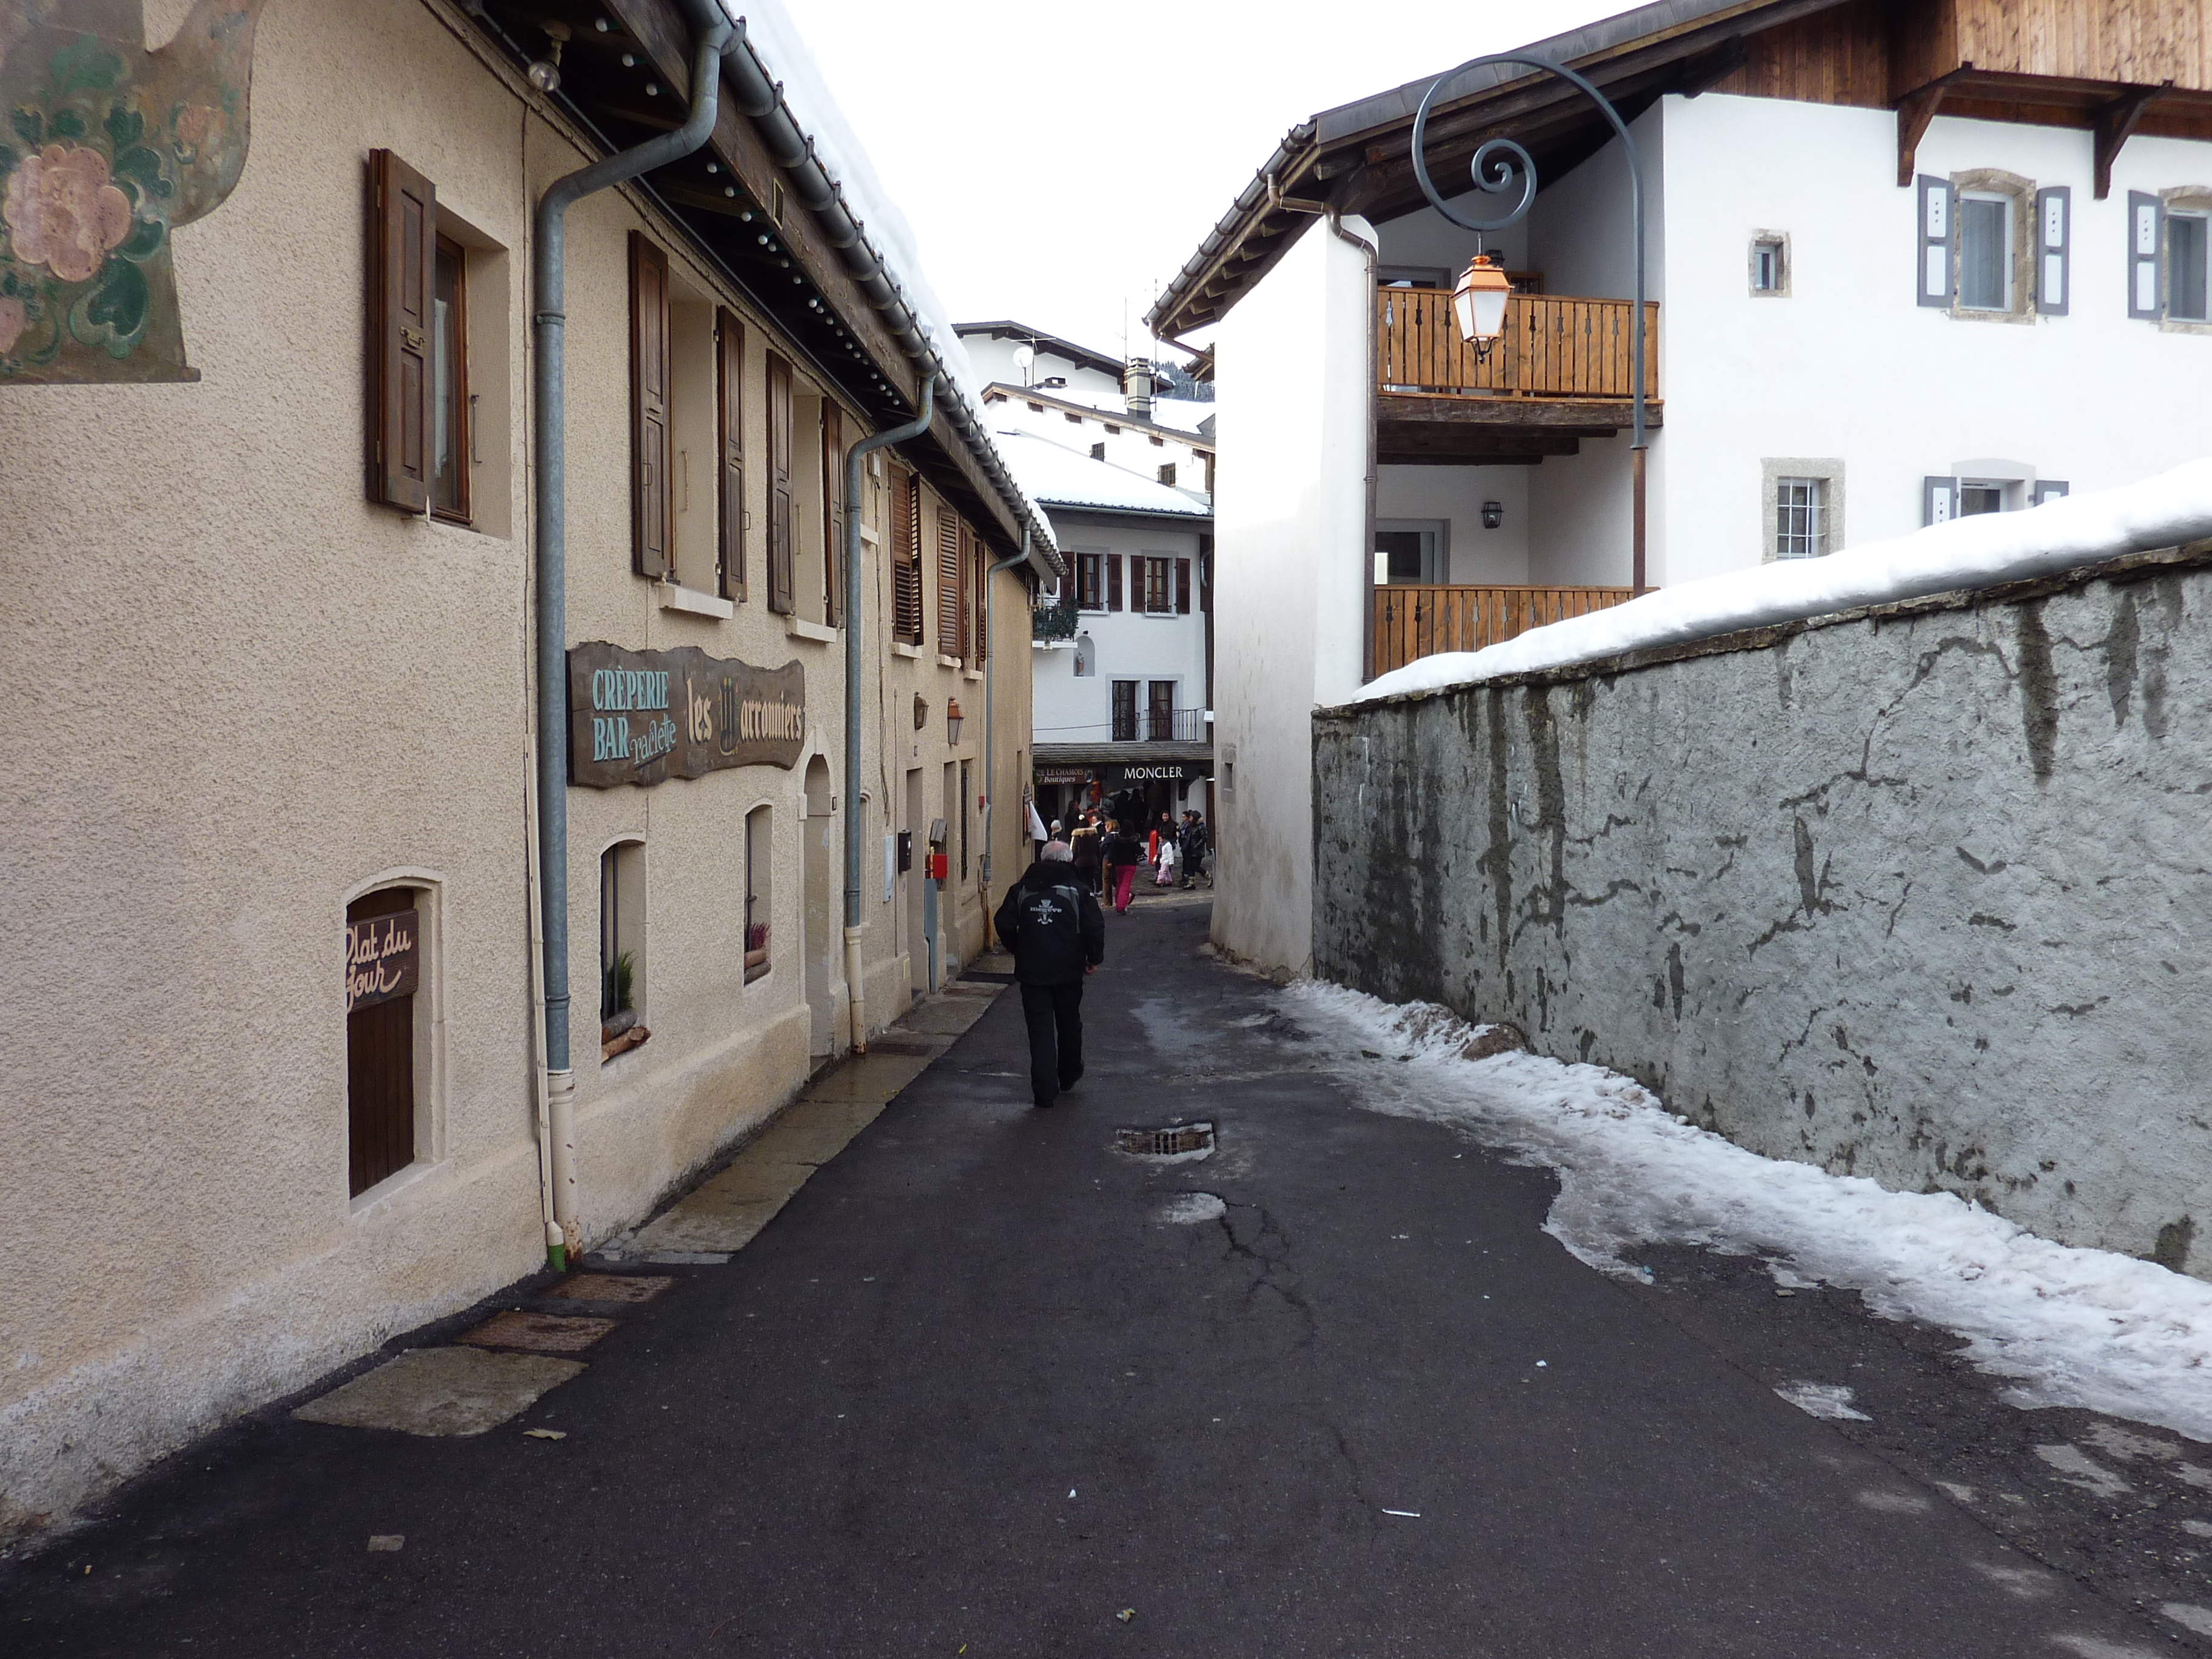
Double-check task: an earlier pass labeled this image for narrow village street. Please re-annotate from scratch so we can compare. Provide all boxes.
[5,894,2191,1658]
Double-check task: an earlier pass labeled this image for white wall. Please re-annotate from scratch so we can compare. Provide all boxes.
[1210,215,1375,974]
[1033,517,1208,744]
[960,330,1124,404]
[1376,464,1530,584]
[1656,95,2212,587]
[1374,191,1530,276]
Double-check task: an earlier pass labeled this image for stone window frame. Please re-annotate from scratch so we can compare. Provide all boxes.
[2160,186,2212,337]
[1949,168,2037,326]
[1749,230,1791,297]
[1760,458,1846,563]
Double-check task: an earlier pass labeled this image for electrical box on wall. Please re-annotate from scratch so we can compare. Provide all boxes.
[927,851,948,882]
[896,830,913,872]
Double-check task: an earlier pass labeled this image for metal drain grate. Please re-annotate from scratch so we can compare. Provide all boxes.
[1117,1122,1215,1157]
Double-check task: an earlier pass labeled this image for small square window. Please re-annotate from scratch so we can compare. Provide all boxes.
[2170,212,2210,323]
[1774,477,1827,559]
[1960,485,2005,516]
[1750,235,1788,295]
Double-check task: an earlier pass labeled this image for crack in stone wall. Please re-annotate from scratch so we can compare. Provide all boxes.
[1313,557,2212,1277]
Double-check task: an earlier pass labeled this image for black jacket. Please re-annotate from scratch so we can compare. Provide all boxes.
[994,862,1106,985]
[1102,832,1143,868]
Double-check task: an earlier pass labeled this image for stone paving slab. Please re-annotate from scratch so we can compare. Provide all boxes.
[454,1312,619,1354]
[798,1053,932,1105]
[545,1274,674,1304]
[896,996,997,1036]
[289,1348,584,1437]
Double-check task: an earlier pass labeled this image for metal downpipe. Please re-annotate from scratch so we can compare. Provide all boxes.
[841,375,936,1054]
[531,3,733,1270]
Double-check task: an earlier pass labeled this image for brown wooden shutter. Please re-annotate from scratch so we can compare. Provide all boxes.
[957,520,975,666]
[370,150,435,512]
[628,232,672,578]
[891,468,922,643]
[972,540,987,666]
[767,353,795,612]
[1107,553,1123,611]
[936,505,962,652]
[1176,557,1191,614]
[822,403,844,628]
[716,307,745,600]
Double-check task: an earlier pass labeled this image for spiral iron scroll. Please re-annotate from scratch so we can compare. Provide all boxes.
[1410,53,1635,234]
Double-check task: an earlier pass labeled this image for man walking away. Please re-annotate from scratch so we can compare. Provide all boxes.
[1070,816,1102,894]
[1102,819,1143,915]
[1179,811,1209,889]
[992,840,1105,1109]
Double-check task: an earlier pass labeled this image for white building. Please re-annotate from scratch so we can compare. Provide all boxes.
[1146,0,2212,974]
[961,324,1218,831]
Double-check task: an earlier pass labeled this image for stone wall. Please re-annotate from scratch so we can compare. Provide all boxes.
[1313,546,2212,1275]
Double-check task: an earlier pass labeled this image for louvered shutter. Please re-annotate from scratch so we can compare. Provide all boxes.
[822,404,844,628]
[767,354,795,612]
[1175,558,1191,614]
[1922,476,1959,526]
[972,541,988,666]
[1107,554,1123,611]
[628,233,672,578]
[2035,186,2070,316]
[891,468,922,643]
[2033,480,2070,504]
[1917,175,1954,307]
[936,506,962,652]
[370,150,435,511]
[957,520,975,665]
[716,309,745,600]
[2129,192,2164,320]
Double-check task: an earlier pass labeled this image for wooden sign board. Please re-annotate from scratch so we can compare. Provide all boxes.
[568,643,806,789]
[346,910,420,1013]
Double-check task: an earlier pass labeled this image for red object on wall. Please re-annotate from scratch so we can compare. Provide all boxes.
[927,852,949,882]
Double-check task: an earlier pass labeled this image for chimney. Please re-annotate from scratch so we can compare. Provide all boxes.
[1124,357,1154,420]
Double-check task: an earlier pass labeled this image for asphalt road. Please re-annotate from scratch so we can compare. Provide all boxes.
[2,891,2184,1657]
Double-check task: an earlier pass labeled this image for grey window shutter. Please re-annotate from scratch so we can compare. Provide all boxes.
[2129,192,2164,320]
[2033,480,2070,504]
[2036,186,2070,315]
[1918,175,1954,307]
[1922,475,1959,526]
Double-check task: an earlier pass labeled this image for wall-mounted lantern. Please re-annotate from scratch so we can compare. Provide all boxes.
[1481,500,1505,530]
[947,698,964,746]
[913,694,929,730]
[1453,253,1512,360]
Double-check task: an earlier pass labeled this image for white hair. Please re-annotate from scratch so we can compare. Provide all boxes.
[1040,840,1074,862]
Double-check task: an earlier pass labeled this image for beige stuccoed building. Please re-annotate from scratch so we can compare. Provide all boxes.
[0,0,1054,1540]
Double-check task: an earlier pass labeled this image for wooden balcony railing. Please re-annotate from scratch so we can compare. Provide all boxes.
[1372,584,1636,676]
[1376,288,1660,400]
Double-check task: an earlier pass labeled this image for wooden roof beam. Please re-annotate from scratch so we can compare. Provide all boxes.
[1895,68,1971,186]
[2095,82,2171,199]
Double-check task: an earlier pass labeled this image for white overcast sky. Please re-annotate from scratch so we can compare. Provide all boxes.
[799,0,1630,363]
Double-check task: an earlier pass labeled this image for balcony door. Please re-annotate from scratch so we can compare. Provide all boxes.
[1375,522,1443,585]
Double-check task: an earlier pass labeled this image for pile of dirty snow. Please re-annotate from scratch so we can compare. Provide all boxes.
[1284,982,2212,1443]
[1355,457,2212,704]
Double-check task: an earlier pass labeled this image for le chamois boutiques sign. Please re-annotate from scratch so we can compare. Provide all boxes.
[569,643,806,788]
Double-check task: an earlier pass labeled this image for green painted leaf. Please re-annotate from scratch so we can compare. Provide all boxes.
[87,256,147,335]
[118,216,164,261]
[10,108,41,147]
[49,36,123,95]
[114,145,170,199]
[104,103,142,150]
[0,143,16,175]
[46,109,86,141]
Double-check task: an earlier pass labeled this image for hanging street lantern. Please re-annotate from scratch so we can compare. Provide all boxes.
[1453,253,1512,358]
[947,697,964,746]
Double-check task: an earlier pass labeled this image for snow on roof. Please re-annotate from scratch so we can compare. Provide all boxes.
[1353,458,2212,705]
[724,4,1053,553]
[993,429,1210,518]
[1149,397,1213,440]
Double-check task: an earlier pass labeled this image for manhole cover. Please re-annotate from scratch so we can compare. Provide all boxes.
[548,1274,674,1305]
[455,1312,618,1354]
[1117,1122,1215,1158]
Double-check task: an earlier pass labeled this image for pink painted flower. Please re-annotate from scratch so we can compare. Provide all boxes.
[173,104,225,159]
[0,295,24,354]
[4,144,134,285]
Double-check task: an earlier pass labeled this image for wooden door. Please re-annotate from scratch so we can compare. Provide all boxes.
[346,887,415,1196]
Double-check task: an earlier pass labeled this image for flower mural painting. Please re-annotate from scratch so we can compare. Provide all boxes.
[0,0,270,384]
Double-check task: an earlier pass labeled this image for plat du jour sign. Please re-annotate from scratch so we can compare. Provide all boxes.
[346,911,419,1014]
[568,642,806,788]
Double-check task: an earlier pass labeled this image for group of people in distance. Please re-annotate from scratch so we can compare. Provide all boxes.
[991,800,1213,1110]
[1055,806,1209,916]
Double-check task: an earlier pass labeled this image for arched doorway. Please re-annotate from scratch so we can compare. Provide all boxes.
[802,754,834,1057]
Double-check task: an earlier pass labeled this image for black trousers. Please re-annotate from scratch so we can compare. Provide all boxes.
[1019,979,1085,1105]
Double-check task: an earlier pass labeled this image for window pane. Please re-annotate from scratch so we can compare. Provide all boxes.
[1960,486,2004,516]
[1959,197,2007,310]
[432,241,463,514]
[2171,215,2210,322]
[1774,477,1825,560]
[1376,530,1426,584]
[1111,680,1137,741]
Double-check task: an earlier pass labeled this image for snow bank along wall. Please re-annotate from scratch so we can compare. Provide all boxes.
[1313,543,2212,1276]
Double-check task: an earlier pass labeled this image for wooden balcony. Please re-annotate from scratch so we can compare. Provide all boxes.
[1372,583,1636,677]
[1373,288,1661,465]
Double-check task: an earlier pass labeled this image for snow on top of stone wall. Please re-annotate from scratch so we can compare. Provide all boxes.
[1353,457,2212,706]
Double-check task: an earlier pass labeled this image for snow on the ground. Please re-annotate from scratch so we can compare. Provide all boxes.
[1283,982,2212,1442]
[1354,457,2212,705]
